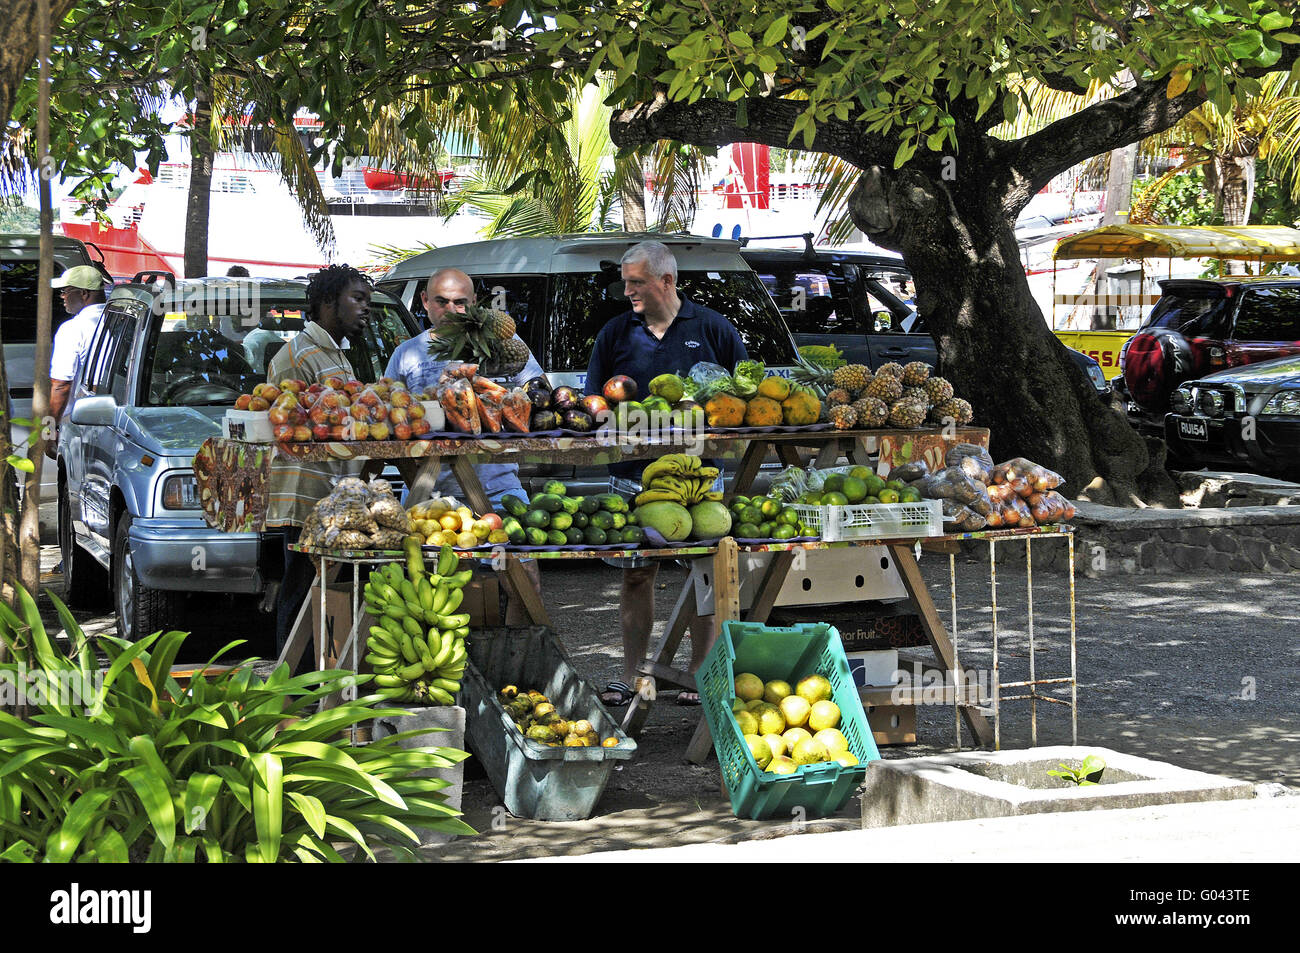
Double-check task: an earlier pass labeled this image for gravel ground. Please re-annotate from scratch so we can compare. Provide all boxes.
[31,543,1300,862]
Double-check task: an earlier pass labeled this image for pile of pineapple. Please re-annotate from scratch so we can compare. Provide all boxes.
[815,361,973,431]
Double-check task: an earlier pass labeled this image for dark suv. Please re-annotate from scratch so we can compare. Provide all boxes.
[1164,354,1300,477]
[1120,278,1300,435]
[739,240,1112,394]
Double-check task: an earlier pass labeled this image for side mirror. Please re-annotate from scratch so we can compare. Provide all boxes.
[69,394,117,427]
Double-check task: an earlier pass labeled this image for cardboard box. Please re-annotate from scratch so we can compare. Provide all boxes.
[310,582,373,671]
[464,569,501,627]
[866,703,917,746]
[846,649,900,689]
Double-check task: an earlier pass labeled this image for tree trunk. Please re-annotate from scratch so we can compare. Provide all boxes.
[184,87,214,278]
[846,164,1179,505]
[18,0,54,596]
[1094,142,1139,330]
[1208,153,1257,274]
[620,156,648,231]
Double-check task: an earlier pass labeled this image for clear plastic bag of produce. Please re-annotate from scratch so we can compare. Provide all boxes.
[946,443,994,484]
[942,500,988,532]
[768,465,809,501]
[992,457,1064,495]
[688,361,735,401]
[436,361,479,385]
[1028,489,1076,524]
[889,460,930,483]
[369,495,410,531]
[917,467,991,514]
[732,360,766,397]
[369,528,409,550]
[438,376,481,434]
[985,494,1034,529]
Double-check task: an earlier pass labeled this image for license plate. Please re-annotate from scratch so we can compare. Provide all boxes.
[1177,417,1208,441]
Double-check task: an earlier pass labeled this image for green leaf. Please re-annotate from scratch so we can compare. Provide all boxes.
[250,752,283,863]
[44,788,115,862]
[1226,30,1264,60]
[121,764,177,849]
[7,457,34,473]
[1260,12,1293,31]
[762,15,789,48]
[183,773,223,833]
[286,791,327,839]
[728,31,754,49]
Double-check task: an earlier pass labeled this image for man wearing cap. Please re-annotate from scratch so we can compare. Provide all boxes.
[49,264,112,425]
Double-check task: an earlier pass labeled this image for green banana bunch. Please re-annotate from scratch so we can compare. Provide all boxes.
[640,453,701,485]
[635,455,722,506]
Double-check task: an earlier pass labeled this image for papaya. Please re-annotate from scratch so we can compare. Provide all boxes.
[780,388,821,426]
[757,375,792,401]
[743,395,784,427]
[704,393,747,428]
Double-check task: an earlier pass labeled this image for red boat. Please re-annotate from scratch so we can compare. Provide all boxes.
[361,167,456,191]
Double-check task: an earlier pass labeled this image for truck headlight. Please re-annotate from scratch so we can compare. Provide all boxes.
[162,473,200,510]
[1170,388,1192,414]
[1261,391,1300,417]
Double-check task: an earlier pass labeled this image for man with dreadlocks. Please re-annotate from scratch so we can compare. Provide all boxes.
[266,264,372,655]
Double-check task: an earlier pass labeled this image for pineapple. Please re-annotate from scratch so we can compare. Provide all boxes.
[826,388,852,407]
[832,364,870,394]
[903,386,931,408]
[902,361,931,387]
[889,399,928,429]
[851,396,889,428]
[428,302,522,370]
[876,362,905,380]
[865,374,903,403]
[829,405,857,430]
[931,397,974,425]
[924,376,954,405]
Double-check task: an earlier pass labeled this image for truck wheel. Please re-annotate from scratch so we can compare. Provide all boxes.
[112,512,181,643]
[59,482,110,609]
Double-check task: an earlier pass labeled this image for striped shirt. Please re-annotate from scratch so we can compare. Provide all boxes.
[265,321,359,528]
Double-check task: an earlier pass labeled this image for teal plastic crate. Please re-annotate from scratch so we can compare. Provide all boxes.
[699,620,880,820]
[462,626,637,821]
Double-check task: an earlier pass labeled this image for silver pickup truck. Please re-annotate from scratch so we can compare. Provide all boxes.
[57,275,420,641]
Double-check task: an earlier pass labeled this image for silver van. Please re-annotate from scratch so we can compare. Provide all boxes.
[1,233,98,498]
[374,232,801,389]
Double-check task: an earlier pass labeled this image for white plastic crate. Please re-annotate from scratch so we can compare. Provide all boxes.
[690,546,906,616]
[791,500,943,542]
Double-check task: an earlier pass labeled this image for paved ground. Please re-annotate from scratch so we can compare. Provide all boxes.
[35,535,1300,861]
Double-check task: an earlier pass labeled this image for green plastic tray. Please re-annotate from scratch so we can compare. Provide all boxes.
[698,620,879,820]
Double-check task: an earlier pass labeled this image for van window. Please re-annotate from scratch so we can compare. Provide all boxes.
[546,270,797,372]
[1233,287,1300,341]
[1147,288,1233,338]
[1,260,74,343]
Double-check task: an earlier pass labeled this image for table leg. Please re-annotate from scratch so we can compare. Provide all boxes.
[726,440,770,501]
[813,439,844,468]
[887,542,994,746]
[684,538,742,765]
[451,456,552,627]
[775,444,804,468]
[849,436,875,466]
[276,560,341,671]
[745,550,796,624]
[622,574,699,736]
[401,455,443,504]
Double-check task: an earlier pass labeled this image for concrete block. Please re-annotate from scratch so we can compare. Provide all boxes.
[372,705,467,846]
[860,746,1255,828]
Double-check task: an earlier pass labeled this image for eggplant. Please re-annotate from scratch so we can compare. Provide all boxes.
[581,394,610,418]
[530,409,560,431]
[561,408,595,432]
[551,385,580,411]
[524,376,553,409]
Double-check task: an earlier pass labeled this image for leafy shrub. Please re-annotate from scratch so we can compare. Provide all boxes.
[0,587,473,862]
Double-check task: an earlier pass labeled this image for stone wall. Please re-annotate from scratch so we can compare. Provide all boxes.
[954,503,1300,577]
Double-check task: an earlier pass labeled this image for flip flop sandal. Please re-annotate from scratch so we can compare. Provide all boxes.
[599,680,636,707]
[676,691,701,706]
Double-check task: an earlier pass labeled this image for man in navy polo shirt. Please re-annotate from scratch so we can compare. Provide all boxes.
[585,241,747,706]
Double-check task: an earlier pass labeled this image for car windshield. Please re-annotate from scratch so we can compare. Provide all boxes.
[139,286,412,406]
[547,269,798,371]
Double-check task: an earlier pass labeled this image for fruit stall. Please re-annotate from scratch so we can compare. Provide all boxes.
[194,358,1079,820]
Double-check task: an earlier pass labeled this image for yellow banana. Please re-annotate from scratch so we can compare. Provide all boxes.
[443,587,464,614]
[426,686,456,705]
[397,661,425,681]
[431,583,451,614]
[695,465,719,480]
[430,635,456,669]
[437,612,471,631]
[635,488,682,506]
[431,677,461,694]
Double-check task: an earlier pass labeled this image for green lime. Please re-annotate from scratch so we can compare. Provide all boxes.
[736,522,761,538]
[776,507,800,526]
[864,496,881,505]
[878,488,900,504]
[822,473,845,493]
[732,495,751,509]
[760,497,782,519]
[841,476,868,503]
[822,491,849,506]
[804,493,822,506]
[741,505,763,525]
[865,474,886,495]
[849,466,873,481]
[900,487,922,504]
[772,524,797,540]
[886,479,906,492]
[758,521,775,537]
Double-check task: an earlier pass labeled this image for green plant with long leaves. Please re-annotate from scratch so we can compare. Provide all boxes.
[0,586,473,862]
